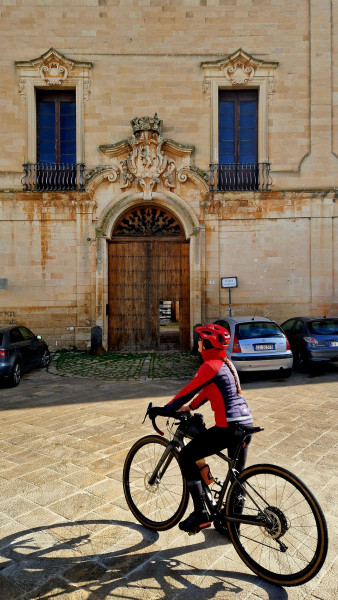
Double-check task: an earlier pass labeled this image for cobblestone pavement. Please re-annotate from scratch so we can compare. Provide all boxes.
[48,351,200,381]
[0,357,337,600]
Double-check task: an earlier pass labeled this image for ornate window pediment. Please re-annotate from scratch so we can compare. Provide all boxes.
[97,116,202,200]
[16,48,92,98]
[202,48,278,90]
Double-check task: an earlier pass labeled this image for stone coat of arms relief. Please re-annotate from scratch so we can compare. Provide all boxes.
[98,116,199,200]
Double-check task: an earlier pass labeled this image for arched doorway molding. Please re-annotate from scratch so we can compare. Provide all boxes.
[94,191,203,349]
[97,190,200,239]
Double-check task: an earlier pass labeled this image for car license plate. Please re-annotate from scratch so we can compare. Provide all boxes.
[254,344,275,351]
[329,341,338,347]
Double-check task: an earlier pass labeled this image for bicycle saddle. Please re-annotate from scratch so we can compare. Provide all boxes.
[237,424,264,434]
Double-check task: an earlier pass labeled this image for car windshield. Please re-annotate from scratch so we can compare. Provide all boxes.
[236,321,284,340]
[308,319,338,335]
[0,333,2,345]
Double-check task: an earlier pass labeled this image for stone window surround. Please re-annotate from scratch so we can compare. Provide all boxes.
[16,48,92,164]
[201,49,279,165]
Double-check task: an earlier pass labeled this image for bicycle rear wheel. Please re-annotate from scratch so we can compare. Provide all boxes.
[123,435,189,531]
[225,464,328,586]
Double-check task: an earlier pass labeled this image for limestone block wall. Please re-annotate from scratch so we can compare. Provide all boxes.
[0,192,96,350]
[202,190,338,325]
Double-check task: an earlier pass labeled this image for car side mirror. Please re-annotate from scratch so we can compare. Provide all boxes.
[36,335,42,340]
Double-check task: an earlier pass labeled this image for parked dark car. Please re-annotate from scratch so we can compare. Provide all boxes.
[214,316,293,376]
[280,316,338,370]
[0,325,50,387]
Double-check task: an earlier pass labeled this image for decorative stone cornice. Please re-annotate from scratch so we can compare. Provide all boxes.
[202,48,278,83]
[98,117,201,200]
[16,48,93,99]
[201,48,278,100]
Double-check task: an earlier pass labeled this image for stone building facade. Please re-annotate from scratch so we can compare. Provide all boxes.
[0,0,337,351]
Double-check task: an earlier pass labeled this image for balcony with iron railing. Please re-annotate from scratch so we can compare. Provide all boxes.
[209,163,271,192]
[21,161,271,193]
[22,163,85,192]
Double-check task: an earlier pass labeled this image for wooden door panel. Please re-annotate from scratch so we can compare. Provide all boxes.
[108,239,189,351]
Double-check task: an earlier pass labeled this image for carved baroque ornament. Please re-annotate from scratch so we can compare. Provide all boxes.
[99,116,195,200]
[201,48,278,98]
[16,48,93,99]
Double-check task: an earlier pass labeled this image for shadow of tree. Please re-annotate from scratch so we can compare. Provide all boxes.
[0,519,288,600]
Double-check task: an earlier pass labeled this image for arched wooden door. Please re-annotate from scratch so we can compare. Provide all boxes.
[108,206,190,351]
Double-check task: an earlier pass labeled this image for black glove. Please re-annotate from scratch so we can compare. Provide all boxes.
[148,406,167,420]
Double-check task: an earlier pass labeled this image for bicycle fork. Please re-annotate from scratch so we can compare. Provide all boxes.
[147,441,178,486]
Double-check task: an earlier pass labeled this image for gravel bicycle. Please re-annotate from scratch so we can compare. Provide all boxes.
[123,403,328,587]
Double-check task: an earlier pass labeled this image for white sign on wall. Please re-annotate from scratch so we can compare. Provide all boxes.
[220,277,238,289]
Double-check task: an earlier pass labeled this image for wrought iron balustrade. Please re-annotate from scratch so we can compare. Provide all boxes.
[209,163,271,192]
[22,163,85,191]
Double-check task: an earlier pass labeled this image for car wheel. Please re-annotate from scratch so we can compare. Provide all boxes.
[9,362,21,387]
[39,349,50,368]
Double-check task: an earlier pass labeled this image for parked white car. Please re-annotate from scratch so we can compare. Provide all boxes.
[214,316,293,376]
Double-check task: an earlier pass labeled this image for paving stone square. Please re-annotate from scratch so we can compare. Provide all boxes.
[0,356,337,599]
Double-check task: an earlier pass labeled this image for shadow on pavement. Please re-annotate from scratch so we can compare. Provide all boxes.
[0,519,287,600]
[0,357,337,413]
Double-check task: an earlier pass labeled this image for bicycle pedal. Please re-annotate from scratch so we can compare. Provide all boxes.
[192,521,212,534]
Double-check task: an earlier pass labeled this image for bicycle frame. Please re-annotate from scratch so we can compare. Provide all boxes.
[149,416,269,529]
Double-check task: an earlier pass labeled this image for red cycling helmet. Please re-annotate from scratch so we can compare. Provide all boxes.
[195,324,230,350]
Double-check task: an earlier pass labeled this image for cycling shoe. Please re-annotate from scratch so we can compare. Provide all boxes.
[179,510,211,533]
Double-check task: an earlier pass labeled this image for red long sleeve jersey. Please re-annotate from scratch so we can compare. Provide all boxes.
[163,353,252,427]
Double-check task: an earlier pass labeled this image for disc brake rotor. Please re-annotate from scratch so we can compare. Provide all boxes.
[261,506,289,539]
[145,473,159,493]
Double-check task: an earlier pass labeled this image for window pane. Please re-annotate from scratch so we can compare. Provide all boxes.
[240,101,256,116]
[18,327,35,340]
[240,115,256,128]
[61,127,76,142]
[9,328,24,343]
[219,139,235,152]
[240,126,256,141]
[61,141,76,162]
[38,101,56,162]
[309,319,338,335]
[219,101,235,116]
[236,322,284,339]
[39,114,56,129]
[61,102,76,116]
[219,128,235,142]
[240,140,256,154]
[39,101,55,116]
[219,114,235,130]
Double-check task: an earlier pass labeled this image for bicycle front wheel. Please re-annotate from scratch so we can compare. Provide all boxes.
[123,435,189,531]
[225,464,328,586]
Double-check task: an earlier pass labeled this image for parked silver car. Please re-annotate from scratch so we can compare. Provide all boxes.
[0,325,50,387]
[214,316,293,376]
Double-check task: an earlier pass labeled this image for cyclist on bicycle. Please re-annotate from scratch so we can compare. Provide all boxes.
[150,323,253,534]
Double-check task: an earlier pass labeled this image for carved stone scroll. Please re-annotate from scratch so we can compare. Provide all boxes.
[99,116,196,200]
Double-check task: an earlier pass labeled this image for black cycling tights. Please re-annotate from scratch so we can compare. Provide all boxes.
[178,425,251,483]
